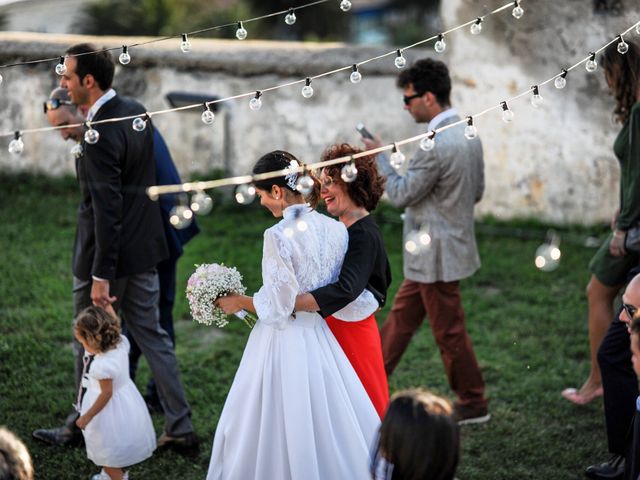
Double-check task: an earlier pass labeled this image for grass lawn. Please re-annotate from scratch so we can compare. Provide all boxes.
[0,174,613,479]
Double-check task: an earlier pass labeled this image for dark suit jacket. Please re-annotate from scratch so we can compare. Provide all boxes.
[153,129,199,261]
[73,94,168,281]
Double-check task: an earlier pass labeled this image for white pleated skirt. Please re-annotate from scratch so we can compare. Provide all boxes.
[207,312,379,480]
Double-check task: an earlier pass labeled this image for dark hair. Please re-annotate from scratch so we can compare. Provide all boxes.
[65,43,115,91]
[73,306,121,353]
[397,58,451,107]
[252,150,320,208]
[321,143,385,212]
[600,40,640,124]
[372,389,460,480]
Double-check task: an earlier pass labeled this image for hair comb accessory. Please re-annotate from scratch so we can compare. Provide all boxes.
[285,159,299,190]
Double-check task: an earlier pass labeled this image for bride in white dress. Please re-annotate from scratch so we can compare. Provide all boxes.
[207,150,380,480]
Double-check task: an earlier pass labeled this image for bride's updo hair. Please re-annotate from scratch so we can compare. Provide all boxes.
[252,150,320,208]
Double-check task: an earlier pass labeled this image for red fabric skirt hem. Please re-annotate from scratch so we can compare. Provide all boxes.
[326,314,389,419]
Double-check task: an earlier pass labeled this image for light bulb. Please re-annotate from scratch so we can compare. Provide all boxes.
[512,2,524,19]
[389,145,406,170]
[530,86,543,108]
[180,34,191,53]
[296,219,308,232]
[70,143,83,159]
[236,22,247,40]
[8,133,24,155]
[418,230,431,246]
[404,231,423,255]
[119,46,130,65]
[235,184,256,204]
[554,75,566,89]
[84,127,100,144]
[340,0,352,12]
[583,52,597,73]
[132,117,147,132]
[201,107,215,125]
[470,18,482,35]
[350,65,361,84]
[190,191,213,215]
[302,78,314,98]
[296,174,315,195]
[501,102,514,123]
[464,117,478,139]
[285,9,296,25]
[434,35,446,54]
[534,243,561,272]
[169,205,193,229]
[618,37,629,54]
[55,57,67,75]
[420,134,435,151]
[394,50,406,69]
[340,162,358,182]
[249,92,262,111]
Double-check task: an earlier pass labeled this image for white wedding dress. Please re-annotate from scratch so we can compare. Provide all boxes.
[207,204,380,480]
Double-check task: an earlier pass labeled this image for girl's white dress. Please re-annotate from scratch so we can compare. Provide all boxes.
[207,205,380,480]
[80,335,156,468]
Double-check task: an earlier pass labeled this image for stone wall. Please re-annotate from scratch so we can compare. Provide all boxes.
[0,0,639,225]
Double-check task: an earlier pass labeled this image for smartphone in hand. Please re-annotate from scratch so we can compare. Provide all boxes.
[356,122,374,140]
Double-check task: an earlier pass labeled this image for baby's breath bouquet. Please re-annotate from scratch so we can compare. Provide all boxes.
[186,263,256,328]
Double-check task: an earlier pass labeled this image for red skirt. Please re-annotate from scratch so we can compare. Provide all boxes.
[326,314,389,418]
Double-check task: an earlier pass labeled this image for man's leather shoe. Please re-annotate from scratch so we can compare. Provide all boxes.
[157,431,199,456]
[32,424,83,446]
[584,454,624,479]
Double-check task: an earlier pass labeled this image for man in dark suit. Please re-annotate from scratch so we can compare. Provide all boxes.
[128,129,200,412]
[33,44,197,452]
[41,87,200,415]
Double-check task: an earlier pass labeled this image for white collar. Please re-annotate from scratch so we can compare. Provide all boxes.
[427,107,458,131]
[86,88,116,122]
[282,203,311,220]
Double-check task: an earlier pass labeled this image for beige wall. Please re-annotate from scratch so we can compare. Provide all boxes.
[0,0,638,224]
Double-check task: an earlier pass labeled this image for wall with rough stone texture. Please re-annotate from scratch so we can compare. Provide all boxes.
[0,0,639,225]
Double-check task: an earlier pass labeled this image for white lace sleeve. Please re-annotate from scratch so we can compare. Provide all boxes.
[253,228,300,329]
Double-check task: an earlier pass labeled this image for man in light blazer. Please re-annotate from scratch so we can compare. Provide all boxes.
[363,58,488,425]
[33,44,197,452]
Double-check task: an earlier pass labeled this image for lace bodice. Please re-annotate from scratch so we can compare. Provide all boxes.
[253,205,348,329]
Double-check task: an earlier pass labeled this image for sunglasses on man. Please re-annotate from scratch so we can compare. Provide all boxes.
[43,98,73,114]
[403,92,424,106]
[623,302,637,320]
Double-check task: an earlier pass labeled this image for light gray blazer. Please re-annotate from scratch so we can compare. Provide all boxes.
[377,115,484,283]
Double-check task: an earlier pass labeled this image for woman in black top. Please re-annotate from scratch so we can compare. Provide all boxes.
[296,143,392,418]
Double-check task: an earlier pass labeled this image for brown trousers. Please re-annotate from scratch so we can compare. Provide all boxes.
[380,278,487,408]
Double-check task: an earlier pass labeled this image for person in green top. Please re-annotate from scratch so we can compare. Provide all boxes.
[563,40,640,407]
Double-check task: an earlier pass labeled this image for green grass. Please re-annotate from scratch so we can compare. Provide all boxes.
[0,174,609,479]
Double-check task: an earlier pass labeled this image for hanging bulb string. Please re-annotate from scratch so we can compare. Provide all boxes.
[5,16,639,140]
[142,20,640,197]
[0,0,334,70]
[0,0,532,139]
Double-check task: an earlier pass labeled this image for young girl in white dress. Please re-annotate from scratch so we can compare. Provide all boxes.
[74,306,156,480]
[208,150,380,480]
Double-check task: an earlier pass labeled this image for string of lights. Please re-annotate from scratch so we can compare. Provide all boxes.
[143,19,640,205]
[1,0,526,141]
[0,0,346,75]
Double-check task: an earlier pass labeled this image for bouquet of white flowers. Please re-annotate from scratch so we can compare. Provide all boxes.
[186,263,256,328]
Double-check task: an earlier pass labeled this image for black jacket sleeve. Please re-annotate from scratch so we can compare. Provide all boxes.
[84,122,124,280]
